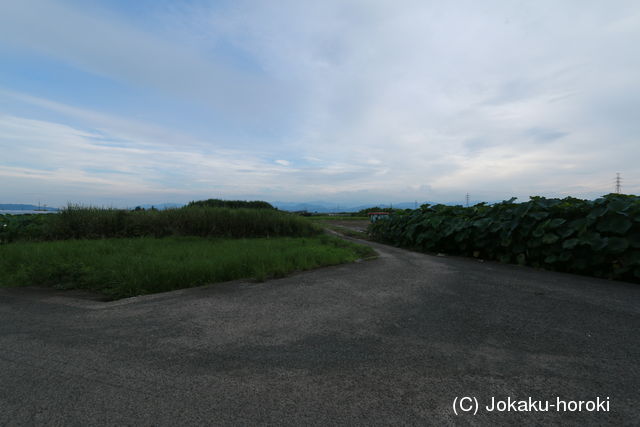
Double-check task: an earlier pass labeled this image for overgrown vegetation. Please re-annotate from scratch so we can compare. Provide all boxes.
[370,194,640,283]
[0,236,375,299]
[1,202,376,298]
[0,213,51,243]
[186,198,274,209]
[1,206,318,242]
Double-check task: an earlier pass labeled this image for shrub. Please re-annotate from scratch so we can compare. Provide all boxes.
[369,194,640,283]
[0,206,320,242]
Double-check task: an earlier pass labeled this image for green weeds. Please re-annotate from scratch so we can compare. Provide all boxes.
[0,235,374,299]
[1,206,320,242]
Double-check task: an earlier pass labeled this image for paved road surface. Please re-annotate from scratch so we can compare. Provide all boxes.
[1,237,638,425]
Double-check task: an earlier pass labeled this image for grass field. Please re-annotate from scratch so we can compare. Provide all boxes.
[0,235,376,299]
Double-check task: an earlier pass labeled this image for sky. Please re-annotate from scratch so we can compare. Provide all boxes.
[1,0,639,208]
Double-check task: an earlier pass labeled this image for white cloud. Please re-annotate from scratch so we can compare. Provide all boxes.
[0,0,289,124]
[1,0,639,205]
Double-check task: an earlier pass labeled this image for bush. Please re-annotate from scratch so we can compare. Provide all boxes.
[0,214,52,243]
[369,194,640,283]
[1,206,320,242]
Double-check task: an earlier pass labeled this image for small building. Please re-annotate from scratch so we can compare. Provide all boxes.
[368,212,390,223]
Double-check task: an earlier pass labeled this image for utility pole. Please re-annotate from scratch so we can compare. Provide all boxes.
[615,173,622,194]
[465,193,470,207]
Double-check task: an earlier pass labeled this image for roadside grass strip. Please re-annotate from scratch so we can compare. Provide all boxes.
[0,235,376,299]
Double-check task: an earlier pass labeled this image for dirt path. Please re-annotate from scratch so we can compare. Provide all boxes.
[0,237,638,425]
[319,219,369,232]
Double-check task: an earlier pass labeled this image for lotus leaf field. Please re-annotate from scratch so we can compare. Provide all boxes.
[369,194,640,283]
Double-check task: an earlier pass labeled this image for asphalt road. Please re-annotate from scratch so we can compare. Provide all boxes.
[0,236,639,426]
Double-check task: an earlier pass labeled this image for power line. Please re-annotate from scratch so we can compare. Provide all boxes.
[465,193,470,207]
[615,173,622,194]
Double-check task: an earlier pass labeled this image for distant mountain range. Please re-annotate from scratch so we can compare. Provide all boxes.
[123,201,472,213]
[130,201,425,212]
[0,204,59,211]
[272,201,436,213]
[1,200,495,214]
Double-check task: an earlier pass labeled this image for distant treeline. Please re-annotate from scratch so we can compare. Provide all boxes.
[187,199,275,210]
[351,207,405,217]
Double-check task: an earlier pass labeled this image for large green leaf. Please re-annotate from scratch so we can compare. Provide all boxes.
[558,226,576,238]
[473,218,492,228]
[430,217,444,227]
[608,198,630,214]
[559,251,572,262]
[528,212,549,221]
[623,251,640,266]
[597,215,632,235]
[416,232,431,244]
[629,232,640,248]
[532,226,545,238]
[562,238,580,249]
[587,206,607,220]
[568,217,590,232]
[527,239,542,248]
[548,218,567,228]
[584,233,608,251]
[607,237,629,253]
[542,233,559,244]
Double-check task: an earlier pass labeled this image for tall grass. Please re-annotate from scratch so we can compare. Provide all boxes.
[2,206,320,242]
[0,236,375,299]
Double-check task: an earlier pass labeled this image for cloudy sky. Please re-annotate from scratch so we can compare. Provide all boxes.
[1,0,639,207]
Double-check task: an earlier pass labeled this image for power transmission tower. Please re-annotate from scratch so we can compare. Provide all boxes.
[465,193,470,207]
[615,173,622,194]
